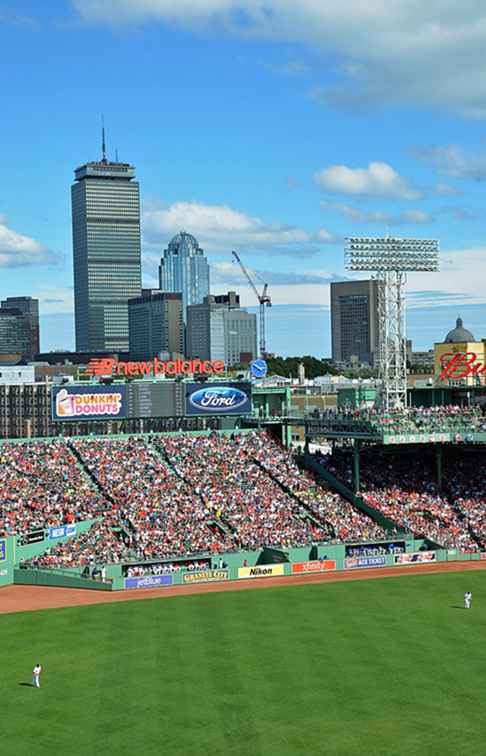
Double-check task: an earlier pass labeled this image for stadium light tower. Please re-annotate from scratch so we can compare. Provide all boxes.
[345,236,439,410]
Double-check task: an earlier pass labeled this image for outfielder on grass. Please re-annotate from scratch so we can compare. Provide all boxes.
[464,591,472,609]
[32,663,42,688]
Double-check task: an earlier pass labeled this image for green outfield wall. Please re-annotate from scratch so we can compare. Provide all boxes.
[0,536,15,588]
[14,567,112,590]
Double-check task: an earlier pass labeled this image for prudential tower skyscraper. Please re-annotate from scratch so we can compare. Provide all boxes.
[72,131,141,352]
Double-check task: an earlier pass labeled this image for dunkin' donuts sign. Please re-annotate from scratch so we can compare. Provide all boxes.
[52,386,126,421]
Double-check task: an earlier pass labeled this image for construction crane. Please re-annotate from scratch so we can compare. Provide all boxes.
[232,250,271,358]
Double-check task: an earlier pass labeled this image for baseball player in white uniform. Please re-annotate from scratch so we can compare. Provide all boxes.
[32,663,42,688]
[464,591,472,609]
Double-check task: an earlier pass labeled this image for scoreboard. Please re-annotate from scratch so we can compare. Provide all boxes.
[126,382,182,418]
[51,381,250,421]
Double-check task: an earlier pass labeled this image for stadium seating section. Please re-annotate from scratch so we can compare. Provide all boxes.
[1,432,484,568]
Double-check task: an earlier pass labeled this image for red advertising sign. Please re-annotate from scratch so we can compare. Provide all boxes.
[85,357,225,378]
[292,560,336,574]
[439,352,486,381]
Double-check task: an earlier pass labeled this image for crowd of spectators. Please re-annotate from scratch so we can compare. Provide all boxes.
[154,433,328,550]
[0,441,106,537]
[247,433,388,543]
[310,405,486,437]
[7,429,484,571]
[322,449,478,551]
[443,453,486,549]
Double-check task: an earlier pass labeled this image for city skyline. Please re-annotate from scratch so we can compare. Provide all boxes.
[1,2,486,356]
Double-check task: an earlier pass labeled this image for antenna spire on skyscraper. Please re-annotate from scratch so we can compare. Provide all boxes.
[101,115,107,163]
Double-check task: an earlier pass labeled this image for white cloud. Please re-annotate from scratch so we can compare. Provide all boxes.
[142,199,337,252]
[0,217,53,267]
[435,182,460,196]
[414,145,486,180]
[314,162,421,200]
[73,1,486,117]
[321,201,432,225]
[406,248,486,308]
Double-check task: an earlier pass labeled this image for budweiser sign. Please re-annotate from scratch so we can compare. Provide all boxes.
[439,352,486,381]
[85,357,226,378]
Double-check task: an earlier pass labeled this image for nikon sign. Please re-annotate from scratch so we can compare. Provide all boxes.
[238,564,285,579]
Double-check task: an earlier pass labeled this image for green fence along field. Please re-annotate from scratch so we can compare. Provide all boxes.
[1,571,486,756]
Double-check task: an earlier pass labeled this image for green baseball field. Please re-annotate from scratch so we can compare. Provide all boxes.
[1,570,485,756]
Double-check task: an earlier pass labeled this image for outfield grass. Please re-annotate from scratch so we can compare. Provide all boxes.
[1,571,486,756]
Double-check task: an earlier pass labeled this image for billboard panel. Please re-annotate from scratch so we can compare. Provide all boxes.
[238,564,285,579]
[186,382,252,416]
[124,575,173,589]
[52,385,126,421]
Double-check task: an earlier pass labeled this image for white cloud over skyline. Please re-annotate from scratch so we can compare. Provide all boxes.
[321,201,432,226]
[0,217,53,267]
[314,162,422,200]
[142,199,337,253]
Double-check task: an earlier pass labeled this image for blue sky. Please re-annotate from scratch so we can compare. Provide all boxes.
[1,1,486,355]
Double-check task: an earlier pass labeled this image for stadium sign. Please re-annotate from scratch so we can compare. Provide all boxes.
[186,382,252,416]
[182,570,229,584]
[394,551,436,564]
[439,352,486,381]
[52,385,126,421]
[344,556,386,569]
[292,560,336,574]
[238,564,285,579]
[85,357,226,378]
[48,524,77,540]
[124,575,173,589]
[0,540,6,562]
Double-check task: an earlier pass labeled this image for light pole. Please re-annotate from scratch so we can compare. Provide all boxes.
[345,236,439,411]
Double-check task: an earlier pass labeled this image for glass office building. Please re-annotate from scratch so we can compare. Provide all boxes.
[0,308,32,358]
[158,232,209,322]
[330,280,379,367]
[72,158,141,351]
[0,297,39,357]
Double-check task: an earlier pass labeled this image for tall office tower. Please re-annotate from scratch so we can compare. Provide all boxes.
[0,297,39,356]
[158,232,210,322]
[72,136,141,352]
[128,290,184,361]
[330,280,379,366]
[187,291,257,366]
[0,308,32,361]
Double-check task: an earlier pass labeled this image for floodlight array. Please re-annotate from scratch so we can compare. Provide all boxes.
[345,237,439,272]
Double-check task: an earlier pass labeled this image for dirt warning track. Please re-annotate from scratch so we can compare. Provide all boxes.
[1,560,485,616]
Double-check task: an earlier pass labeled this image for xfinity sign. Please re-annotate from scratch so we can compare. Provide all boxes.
[186,382,252,416]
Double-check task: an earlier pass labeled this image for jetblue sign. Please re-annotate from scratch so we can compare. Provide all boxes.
[186,382,252,416]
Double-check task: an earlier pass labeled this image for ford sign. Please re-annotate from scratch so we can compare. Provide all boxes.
[186,382,251,415]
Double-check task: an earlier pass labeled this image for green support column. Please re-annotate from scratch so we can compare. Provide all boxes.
[353,439,361,493]
[304,424,310,455]
[436,444,443,491]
